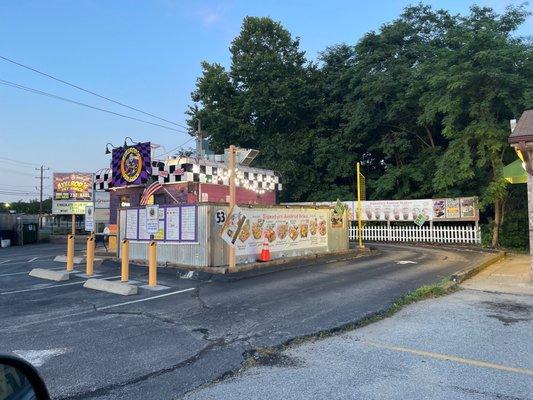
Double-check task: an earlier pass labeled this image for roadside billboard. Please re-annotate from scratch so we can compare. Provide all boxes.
[53,172,93,201]
[52,172,93,215]
[111,142,151,187]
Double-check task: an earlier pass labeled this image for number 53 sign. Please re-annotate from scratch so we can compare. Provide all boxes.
[215,209,226,225]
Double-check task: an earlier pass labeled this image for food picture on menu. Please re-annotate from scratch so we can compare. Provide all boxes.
[239,220,250,242]
[310,218,318,235]
[252,219,264,239]
[300,222,309,238]
[289,222,299,241]
[277,222,288,240]
[433,200,445,218]
[264,223,276,242]
[318,218,327,236]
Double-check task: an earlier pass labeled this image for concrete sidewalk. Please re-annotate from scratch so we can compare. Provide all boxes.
[461,253,533,296]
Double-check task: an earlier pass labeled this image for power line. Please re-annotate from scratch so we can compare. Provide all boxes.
[0,79,191,134]
[155,136,196,158]
[0,54,190,131]
[0,183,37,188]
[0,167,35,177]
[0,157,42,168]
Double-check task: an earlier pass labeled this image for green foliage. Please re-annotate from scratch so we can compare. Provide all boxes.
[1,198,52,214]
[187,6,532,247]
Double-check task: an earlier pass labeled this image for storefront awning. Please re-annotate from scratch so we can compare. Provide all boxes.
[503,159,527,184]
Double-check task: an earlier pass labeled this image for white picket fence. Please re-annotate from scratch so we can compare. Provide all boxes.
[349,224,481,244]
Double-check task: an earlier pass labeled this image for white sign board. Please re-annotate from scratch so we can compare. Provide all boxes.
[146,205,159,235]
[84,205,94,231]
[52,201,92,215]
[94,191,110,209]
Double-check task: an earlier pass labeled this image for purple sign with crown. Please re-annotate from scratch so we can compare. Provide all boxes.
[111,142,151,187]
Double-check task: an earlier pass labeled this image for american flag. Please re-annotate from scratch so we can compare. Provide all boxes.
[140,181,163,205]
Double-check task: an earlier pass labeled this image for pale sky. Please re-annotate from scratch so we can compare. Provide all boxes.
[0,0,530,202]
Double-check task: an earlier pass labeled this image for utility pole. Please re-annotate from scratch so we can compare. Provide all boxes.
[196,119,203,157]
[228,145,237,272]
[35,165,50,228]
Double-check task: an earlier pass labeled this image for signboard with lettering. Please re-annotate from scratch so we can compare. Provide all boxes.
[52,172,94,215]
[145,205,159,235]
[85,205,95,231]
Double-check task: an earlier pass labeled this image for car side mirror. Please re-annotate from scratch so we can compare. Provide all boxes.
[0,355,50,400]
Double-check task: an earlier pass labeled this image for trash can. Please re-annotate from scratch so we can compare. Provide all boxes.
[22,223,39,244]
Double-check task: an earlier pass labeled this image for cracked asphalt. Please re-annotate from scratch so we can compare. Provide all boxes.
[0,242,491,399]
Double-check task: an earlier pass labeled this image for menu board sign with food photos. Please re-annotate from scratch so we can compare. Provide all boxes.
[228,208,329,257]
[288,197,478,222]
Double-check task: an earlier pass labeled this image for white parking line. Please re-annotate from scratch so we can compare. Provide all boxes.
[0,267,65,277]
[0,285,197,331]
[0,260,12,265]
[98,288,196,310]
[0,275,121,295]
[28,257,38,262]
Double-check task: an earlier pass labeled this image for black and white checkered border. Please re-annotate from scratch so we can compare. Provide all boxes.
[94,161,282,191]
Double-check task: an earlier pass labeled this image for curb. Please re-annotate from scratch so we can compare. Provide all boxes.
[176,248,377,282]
[450,251,506,284]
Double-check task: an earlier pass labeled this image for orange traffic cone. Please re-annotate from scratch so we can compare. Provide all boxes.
[259,235,271,262]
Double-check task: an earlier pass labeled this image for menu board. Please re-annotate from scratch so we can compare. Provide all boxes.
[287,196,478,222]
[125,209,138,239]
[121,205,197,242]
[180,206,197,241]
[166,207,181,240]
[232,208,329,257]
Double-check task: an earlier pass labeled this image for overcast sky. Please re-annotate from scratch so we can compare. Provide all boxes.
[0,0,530,202]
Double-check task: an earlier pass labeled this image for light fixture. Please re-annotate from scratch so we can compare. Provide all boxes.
[123,137,136,147]
[104,143,118,155]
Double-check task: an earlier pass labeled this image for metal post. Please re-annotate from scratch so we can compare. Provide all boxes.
[86,235,94,276]
[356,162,364,248]
[121,239,129,282]
[71,214,76,236]
[66,234,74,271]
[148,241,157,287]
[228,145,237,272]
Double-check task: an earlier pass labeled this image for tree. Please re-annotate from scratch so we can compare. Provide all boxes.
[346,4,454,200]
[419,5,532,246]
[188,16,319,201]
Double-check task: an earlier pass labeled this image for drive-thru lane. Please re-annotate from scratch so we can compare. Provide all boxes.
[0,243,491,400]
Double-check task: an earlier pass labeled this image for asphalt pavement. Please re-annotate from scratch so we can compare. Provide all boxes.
[0,242,491,399]
[183,290,533,400]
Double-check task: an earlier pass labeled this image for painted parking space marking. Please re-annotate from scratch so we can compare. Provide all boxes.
[0,260,12,265]
[396,260,417,264]
[362,339,533,377]
[13,348,70,367]
[0,275,121,295]
[97,287,195,310]
[1,286,197,331]
[28,257,38,262]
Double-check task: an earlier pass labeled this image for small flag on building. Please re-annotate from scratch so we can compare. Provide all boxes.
[140,181,163,205]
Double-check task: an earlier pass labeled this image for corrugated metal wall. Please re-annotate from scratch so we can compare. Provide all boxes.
[118,204,349,268]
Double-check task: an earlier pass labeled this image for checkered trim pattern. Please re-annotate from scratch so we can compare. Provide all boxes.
[94,159,281,191]
[93,169,112,190]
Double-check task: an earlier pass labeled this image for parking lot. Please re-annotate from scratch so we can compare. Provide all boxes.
[0,242,491,399]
